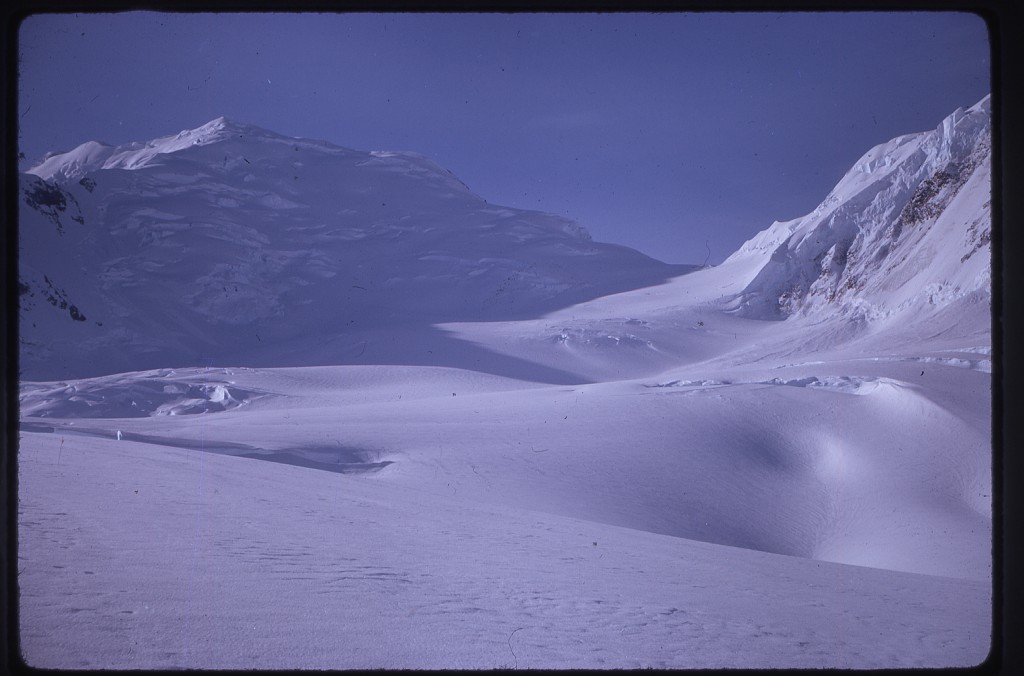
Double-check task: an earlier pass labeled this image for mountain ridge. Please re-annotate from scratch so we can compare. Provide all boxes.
[724,95,990,325]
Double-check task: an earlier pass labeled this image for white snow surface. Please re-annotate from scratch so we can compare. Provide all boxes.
[18,100,991,668]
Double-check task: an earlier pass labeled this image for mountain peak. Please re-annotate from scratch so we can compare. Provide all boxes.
[723,94,991,324]
[26,116,271,182]
[181,115,270,140]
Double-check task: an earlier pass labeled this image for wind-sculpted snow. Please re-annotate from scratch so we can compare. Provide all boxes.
[648,374,903,395]
[878,354,993,373]
[18,368,271,418]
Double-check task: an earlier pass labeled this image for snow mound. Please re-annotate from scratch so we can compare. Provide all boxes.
[550,326,653,349]
[763,374,904,395]
[883,355,992,373]
[645,378,729,388]
[19,368,270,418]
[647,374,899,395]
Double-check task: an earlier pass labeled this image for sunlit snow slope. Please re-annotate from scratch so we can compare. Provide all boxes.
[18,98,991,669]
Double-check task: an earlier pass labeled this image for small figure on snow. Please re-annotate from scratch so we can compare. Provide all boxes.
[116,430,122,441]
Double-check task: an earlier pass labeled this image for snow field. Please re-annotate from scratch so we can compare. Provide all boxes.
[18,425,989,669]
[20,352,990,579]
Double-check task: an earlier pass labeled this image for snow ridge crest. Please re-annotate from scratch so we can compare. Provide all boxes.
[26,116,288,182]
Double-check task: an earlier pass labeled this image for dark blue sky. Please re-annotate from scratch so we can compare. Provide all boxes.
[18,12,989,264]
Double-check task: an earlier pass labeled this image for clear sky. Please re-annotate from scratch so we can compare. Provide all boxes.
[17,11,990,265]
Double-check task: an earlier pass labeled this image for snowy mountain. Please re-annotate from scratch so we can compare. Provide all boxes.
[18,117,690,381]
[724,95,991,327]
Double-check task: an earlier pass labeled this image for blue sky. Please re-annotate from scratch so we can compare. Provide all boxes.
[18,12,990,264]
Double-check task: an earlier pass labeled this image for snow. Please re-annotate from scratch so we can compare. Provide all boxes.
[19,387,990,668]
[18,98,992,668]
[26,117,265,182]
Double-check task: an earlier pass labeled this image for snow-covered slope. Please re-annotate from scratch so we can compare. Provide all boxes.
[19,416,988,669]
[19,117,689,381]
